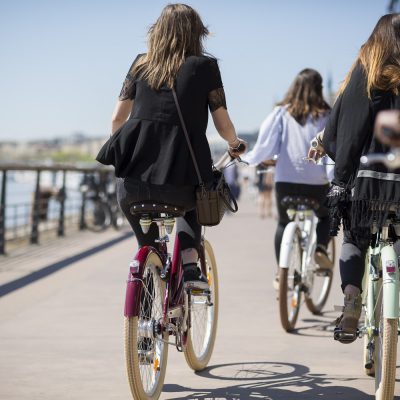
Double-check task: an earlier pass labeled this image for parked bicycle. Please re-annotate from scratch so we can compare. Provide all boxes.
[80,173,124,232]
[278,194,335,332]
[333,140,400,400]
[124,154,241,399]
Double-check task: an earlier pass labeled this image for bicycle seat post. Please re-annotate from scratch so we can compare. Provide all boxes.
[154,219,168,244]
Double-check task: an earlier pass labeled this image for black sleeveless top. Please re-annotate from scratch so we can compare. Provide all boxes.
[106,54,226,186]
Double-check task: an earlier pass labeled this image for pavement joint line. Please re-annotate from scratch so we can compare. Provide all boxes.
[0,231,134,298]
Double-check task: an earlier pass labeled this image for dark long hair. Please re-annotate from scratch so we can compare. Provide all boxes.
[339,13,400,97]
[132,3,208,90]
[278,69,330,125]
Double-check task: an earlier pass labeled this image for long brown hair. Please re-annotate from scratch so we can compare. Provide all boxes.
[132,4,208,90]
[339,13,400,97]
[278,69,330,125]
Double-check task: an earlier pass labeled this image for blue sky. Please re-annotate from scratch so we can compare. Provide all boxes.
[0,0,392,141]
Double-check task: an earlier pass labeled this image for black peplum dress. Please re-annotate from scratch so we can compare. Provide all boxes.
[96,54,227,250]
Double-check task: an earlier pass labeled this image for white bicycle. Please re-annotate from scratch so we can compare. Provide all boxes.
[278,195,335,332]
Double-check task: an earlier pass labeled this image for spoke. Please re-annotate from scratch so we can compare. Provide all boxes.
[190,261,214,357]
[136,265,164,394]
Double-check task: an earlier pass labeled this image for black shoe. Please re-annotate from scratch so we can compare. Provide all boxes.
[183,264,208,290]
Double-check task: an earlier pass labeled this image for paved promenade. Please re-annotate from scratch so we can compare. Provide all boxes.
[0,195,399,399]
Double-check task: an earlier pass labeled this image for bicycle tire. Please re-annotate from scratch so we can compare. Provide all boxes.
[279,228,302,332]
[85,199,111,232]
[184,240,219,371]
[125,252,168,400]
[375,297,398,400]
[304,238,335,314]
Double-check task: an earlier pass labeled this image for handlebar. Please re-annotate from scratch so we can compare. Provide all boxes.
[374,110,400,147]
[360,148,400,169]
[214,152,249,171]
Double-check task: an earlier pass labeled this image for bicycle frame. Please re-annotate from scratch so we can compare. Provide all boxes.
[279,209,317,287]
[124,228,208,332]
[124,234,182,318]
[363,227,399,327]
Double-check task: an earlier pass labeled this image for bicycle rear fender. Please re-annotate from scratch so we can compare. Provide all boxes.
[279,221,299,269]
[124,246,161,318]
[381,245,399,319]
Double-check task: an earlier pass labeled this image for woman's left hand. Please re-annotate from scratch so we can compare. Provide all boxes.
[228,138,247,158]
[307,131,325,162]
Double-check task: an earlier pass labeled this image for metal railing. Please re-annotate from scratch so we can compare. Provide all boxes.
[0,163,113,255]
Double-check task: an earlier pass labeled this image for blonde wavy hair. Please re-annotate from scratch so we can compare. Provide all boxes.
[339,13,400,97]
[132,4,208,90]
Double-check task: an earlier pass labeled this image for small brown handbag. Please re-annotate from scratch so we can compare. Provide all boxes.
[172,88,238,226]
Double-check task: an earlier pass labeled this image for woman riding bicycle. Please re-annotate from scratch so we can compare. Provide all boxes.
[244,69,332,272]
[310,13,400,342]
[96,4,246,287]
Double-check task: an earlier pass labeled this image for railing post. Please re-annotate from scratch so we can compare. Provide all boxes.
[79,172,87,230]
[57,170,66,237]
[0,170,7,255]
[30,170,41,244]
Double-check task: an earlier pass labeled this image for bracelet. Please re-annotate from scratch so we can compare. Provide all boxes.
[228,138,240,147]
[228,139,241,150]
[311,139,319,149]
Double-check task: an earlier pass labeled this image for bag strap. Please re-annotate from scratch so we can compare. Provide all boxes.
[171,87,204,186]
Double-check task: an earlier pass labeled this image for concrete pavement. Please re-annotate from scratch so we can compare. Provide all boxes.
[0,195,398,399]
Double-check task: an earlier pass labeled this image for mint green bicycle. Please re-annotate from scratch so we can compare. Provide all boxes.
[336,147,400,400]
[360,219,399,400]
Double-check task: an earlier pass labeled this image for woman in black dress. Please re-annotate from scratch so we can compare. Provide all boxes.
[310,13,400,342]
[97,4,246,286]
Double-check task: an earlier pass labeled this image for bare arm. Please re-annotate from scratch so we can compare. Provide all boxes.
[211,108,247,155]
[111,99,133,134]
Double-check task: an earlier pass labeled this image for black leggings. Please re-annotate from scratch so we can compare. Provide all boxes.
[274,182,330,263]
[116,178,201,251]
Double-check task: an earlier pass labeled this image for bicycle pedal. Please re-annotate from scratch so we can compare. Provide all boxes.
[364,361,373,370]
[333,327,359,343]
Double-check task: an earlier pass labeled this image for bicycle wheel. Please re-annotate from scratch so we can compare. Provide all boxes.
[305,238,335,314]
[125,252,168,400]
[374,297,398,400]
[85,198,111,232]
[279,228,302,332]
[184,239,219,371]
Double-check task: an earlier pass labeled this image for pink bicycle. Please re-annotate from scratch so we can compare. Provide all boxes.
[123,154,239,399]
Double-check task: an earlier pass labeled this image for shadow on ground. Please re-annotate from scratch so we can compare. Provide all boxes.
[163,361,377,399]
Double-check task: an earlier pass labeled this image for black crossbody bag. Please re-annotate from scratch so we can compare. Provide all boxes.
[171,88,238,226]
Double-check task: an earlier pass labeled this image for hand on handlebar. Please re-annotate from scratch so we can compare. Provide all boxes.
[374,110,400,147]
[307,132,326,163]
[228,138,248,158]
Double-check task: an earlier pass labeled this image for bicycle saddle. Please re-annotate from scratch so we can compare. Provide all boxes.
[130,203,186,217]
[281,195,320,210]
